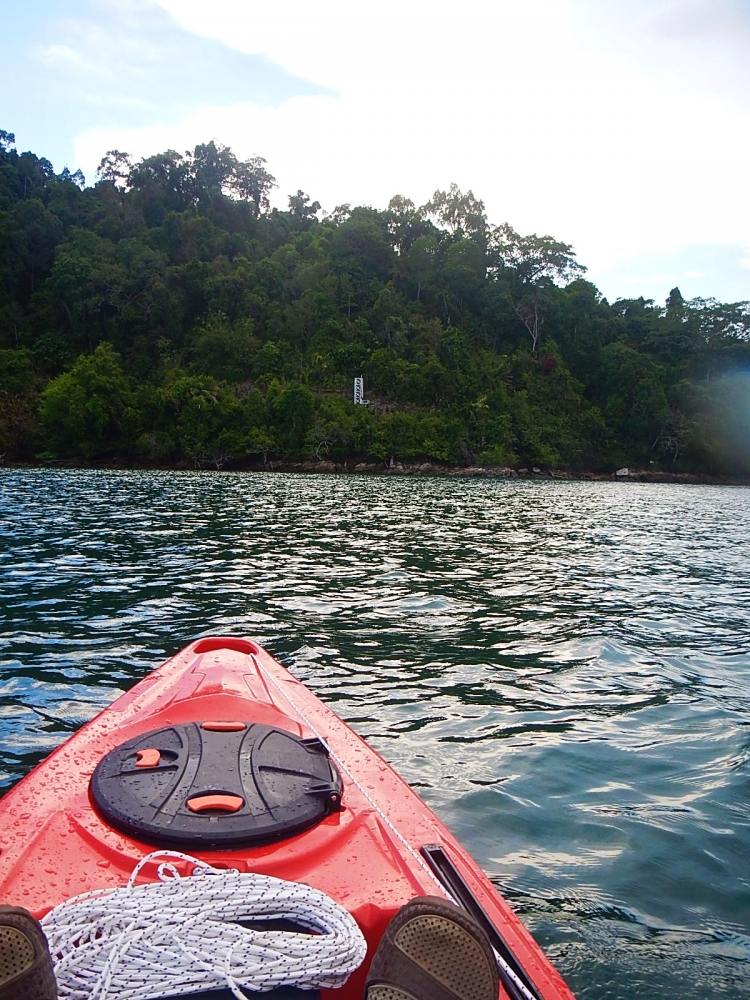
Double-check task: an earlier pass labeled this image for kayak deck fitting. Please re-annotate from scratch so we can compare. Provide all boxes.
[0,637,575,1000]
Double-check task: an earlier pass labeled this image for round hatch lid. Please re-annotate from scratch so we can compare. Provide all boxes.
[90,721,342,848]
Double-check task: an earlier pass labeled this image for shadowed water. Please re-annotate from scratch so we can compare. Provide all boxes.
[1,469,749,998]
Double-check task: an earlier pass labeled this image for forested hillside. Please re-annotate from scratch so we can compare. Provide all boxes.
[1,129,748,475]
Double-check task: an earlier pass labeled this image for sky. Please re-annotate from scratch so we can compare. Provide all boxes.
[1,0,748,304]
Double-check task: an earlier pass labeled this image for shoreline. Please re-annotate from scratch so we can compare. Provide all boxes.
[2,459,746,487]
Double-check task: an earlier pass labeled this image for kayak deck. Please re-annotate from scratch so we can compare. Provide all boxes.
[0,637,575,1000]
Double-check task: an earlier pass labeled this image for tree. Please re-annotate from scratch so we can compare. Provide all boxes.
[489,224,586,284]
[0,348,37,457]
[186,313,257,381]
[597,342,669,458]
[9,199,64,299]
[0,132,747,478]
[230,155,276,215]
[508,348,601,467]
[96,150,132,188]
[424,184,486,239]
[327,204,352,225]
[665,286,685,318]
[271,383,316,454]
[399,233,438,302]
[330,210,393,316]
[288,190,321,224]
[386,195,431,253]
[190,141,236,199]
[45,230,126,349]
[155,372,242,466]
[468,387,514,465]
[38,343,138,458]
[437,237,486,320]
[489,224,586,353]
[128,150,192,221]
[58,167,86,189]
[684,298,750,381]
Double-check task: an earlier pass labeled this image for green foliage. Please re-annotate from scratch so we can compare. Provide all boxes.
[0,348,38,457]
[186,313,257,382]
[271,383,316,455]
[597,342,669,457]
[1,131,748,474]
[425,184,486,239]
[0,347,34,395]
[509,351,602,467]
[38,343,137,459]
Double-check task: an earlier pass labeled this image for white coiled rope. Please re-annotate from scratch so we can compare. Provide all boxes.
[40,851,368,1000]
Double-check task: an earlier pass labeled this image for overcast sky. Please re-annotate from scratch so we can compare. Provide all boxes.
[2,0,748,303]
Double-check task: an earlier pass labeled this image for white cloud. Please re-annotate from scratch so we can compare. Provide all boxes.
[34,16,173,93]
[35,43,94,73]
[71,0,750,296]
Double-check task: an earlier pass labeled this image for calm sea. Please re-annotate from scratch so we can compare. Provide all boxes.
[1,469,749,998]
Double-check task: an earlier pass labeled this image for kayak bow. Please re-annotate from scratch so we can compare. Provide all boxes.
[0,637,575,1000]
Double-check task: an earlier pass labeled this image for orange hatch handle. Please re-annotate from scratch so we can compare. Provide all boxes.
[201,721,247,732]
[135,749,161,769]
[186,793,245,814]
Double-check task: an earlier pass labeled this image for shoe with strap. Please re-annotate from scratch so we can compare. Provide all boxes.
[0,906,57,1000]
[365,895,499,1000]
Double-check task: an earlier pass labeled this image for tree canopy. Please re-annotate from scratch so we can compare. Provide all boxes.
[1,130,749,475]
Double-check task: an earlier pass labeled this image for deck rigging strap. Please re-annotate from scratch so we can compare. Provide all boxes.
[41,850,367,1000]
[256,662,540,1000]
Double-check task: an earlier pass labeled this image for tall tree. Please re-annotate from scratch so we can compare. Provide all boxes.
[489,224,586,352]
[96,150,132,188]
[424,184,487,240]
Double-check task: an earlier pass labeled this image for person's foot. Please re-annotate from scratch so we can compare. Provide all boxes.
[0,907,57,1000]
[365,895,499,1000]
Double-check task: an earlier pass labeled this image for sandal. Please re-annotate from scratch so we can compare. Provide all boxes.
[0,906,57,1000]
[366,895,499,1000]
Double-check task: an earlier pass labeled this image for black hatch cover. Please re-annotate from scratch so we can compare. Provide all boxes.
[90,722,342,848]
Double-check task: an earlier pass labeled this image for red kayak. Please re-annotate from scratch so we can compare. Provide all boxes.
[0,637,575,1000]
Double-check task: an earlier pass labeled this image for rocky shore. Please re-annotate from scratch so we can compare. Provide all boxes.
[4,458,745,486]
[222,460,744,486]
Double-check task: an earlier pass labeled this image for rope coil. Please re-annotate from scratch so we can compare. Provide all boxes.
[41,850,368,1000]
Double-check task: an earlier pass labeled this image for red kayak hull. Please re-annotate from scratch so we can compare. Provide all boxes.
[0,637,575,1000]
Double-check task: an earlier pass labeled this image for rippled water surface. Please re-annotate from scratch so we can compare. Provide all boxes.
[2,469,749,998]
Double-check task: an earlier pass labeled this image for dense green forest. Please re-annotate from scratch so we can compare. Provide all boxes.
[1,129,748,475]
